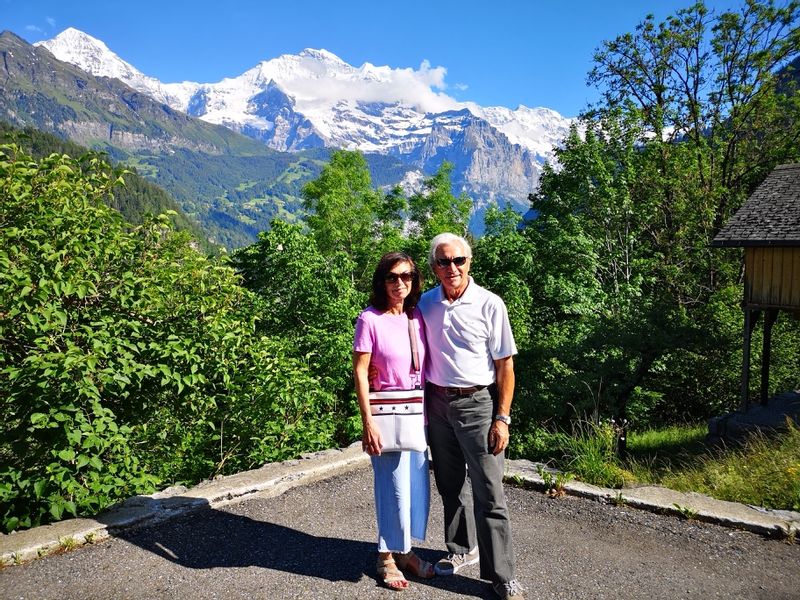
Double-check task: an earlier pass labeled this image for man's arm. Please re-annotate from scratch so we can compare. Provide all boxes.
[488,355,515,455]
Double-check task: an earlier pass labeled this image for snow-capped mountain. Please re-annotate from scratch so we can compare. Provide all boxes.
[37,28,573,213]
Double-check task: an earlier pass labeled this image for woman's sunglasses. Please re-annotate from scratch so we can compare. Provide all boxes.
[385,271,415,283]
[435,256,469,268]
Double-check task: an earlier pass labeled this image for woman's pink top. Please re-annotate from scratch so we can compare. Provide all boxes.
[353,306,426,391]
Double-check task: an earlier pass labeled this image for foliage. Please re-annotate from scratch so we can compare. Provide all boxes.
[520,0,800,430]
[672,503,700,520]
[0,145,157,530]
[408,162,472,255]
[233,219,365,443]
[626,423,708,466]
[235,154,478,443]
[543,421,800,511]
[0,146,337,532]
[471,206,534,350]
[537,466,573,498]
[0,121,210,249]
[302,150,394,287]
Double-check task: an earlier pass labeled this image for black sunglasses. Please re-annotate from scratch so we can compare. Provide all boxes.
[385,271,415,283]
[435,256,469,268]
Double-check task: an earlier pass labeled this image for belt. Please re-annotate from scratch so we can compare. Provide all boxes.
[429,382,487,398]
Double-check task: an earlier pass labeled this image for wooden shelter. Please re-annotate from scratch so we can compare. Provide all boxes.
[712,163,800,411]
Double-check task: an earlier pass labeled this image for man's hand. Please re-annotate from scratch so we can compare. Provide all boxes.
[488,419,509,455]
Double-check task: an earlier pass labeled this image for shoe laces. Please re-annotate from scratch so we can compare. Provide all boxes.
[500,579,525,596]
[445,552,465,564]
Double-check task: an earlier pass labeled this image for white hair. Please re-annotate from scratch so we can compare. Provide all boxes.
[428,233,472,269]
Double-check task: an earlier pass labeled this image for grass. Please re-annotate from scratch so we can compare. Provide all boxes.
[625,423,708,482]
[654,422,800,511]
[528,419,800,511]
[562,419,632,488]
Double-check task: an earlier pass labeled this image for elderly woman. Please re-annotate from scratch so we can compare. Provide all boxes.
[353,251,434,590]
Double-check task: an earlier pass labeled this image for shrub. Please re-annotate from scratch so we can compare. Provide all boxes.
[0,146,338,531]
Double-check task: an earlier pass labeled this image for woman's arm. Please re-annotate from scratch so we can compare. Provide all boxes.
[353,350,383,455]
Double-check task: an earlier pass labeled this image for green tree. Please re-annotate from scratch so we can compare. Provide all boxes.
[409,162,471,243]
[302,150,388,286]
[233,220,365,442]
[526,0,800,431]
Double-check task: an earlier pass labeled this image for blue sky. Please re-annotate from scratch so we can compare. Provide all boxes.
[4,0,740,117]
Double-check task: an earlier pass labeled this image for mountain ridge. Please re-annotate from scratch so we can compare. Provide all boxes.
[35,28,573,214]
[0,30,270,156]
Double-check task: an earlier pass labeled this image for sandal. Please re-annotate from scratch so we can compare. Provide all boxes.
[376,554,409,591]
[394,551,435,579]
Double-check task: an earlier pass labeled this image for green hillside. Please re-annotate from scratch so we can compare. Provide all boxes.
[0,122,213,249]
[110,147,417,248]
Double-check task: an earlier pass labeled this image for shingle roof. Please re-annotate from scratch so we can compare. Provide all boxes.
[712,163,800,247]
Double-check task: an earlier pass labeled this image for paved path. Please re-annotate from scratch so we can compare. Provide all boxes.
[1,457,798,600]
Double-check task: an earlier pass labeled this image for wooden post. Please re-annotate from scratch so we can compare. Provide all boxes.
[742,309,760,412]
[760,309,779,405]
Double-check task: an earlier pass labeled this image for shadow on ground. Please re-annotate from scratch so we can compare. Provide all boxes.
[111,500,488,597]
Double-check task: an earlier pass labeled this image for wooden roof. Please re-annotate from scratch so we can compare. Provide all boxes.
[713,163,800,247]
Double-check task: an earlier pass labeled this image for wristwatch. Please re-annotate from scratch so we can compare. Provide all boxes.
[495,414,512,425]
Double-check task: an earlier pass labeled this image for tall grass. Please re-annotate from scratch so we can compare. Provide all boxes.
[625,423,708,482]
[520,420,800,511]
[656,421,800,511]
[562,420,632,488]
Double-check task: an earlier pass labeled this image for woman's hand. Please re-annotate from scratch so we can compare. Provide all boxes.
[362,418,383,456]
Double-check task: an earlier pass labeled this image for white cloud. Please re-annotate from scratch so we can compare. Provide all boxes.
[46,17,56,28]
[275,55,464,115]
[25,25,44,34]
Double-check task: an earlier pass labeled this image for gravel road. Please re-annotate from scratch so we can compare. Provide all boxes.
[0,465,797,600]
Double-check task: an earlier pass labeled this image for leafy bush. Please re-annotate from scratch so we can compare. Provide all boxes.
[0,146,337,531]
[233,220,364,444]
[0,146,161,529]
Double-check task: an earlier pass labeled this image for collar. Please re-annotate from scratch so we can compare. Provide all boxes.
[438,276,477,304]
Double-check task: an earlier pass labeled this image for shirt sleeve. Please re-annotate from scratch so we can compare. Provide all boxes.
[488,297,517,359]
[353,311,374,353]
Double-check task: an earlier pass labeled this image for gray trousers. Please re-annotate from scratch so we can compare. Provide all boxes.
[426,383,516,583]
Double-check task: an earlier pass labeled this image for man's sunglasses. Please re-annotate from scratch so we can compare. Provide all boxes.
[435,256,469,268]
[385,271,415,283]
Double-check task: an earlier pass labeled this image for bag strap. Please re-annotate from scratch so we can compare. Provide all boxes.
[407,314,420,374]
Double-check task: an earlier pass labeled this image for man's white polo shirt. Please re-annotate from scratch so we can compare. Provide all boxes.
[418,277,517,388]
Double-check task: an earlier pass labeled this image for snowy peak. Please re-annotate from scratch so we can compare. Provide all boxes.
[35,27,199,108]
[298,48,349,65]
[36,28,144,85]
[37,28,574,215]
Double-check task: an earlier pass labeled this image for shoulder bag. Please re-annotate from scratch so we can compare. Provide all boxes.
[367,314,427,453]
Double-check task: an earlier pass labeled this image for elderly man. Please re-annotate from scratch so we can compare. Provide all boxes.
[418,232,524,600]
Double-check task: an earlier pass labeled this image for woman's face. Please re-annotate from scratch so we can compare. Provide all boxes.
[384,260,415,306]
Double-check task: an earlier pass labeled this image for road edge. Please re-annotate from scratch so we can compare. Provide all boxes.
[2,448,798,567]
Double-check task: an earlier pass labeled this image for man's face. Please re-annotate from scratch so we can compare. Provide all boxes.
[433,241,471,298]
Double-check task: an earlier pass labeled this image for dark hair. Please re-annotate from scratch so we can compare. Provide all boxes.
[369,251,422,313]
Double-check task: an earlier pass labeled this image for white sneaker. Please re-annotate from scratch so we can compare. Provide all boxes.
[433,546,479,575]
